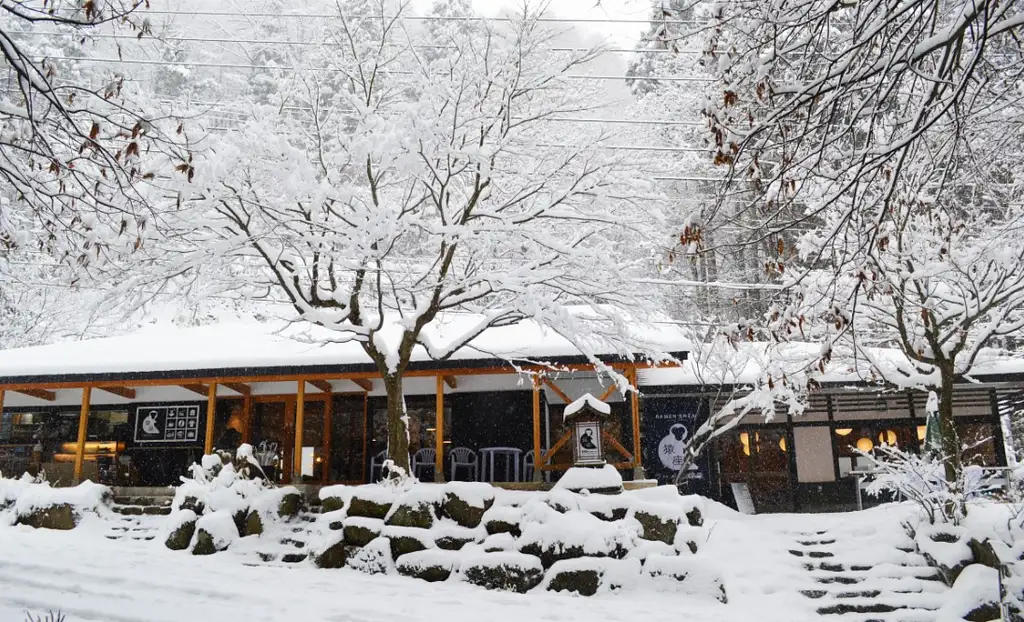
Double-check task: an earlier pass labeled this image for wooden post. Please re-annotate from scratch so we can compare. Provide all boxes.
[73,387,91,484]
[629,366,642,472]
[435,375,445,482]
[323,390,333,484]
[204,383,217,455]
[362,392,369,483]
[294,380,306,483]
[241,392,253,444]
[532,376,542,482]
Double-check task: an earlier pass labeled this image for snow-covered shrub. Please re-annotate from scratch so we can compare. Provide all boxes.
[859,445,1001,525]
[165,446,302,551]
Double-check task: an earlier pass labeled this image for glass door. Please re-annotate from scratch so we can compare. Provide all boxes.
[251,401,290,484]
[299,399,326,483]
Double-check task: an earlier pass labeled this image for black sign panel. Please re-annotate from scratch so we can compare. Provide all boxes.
[134,405,201,444]
[642,397,710,492]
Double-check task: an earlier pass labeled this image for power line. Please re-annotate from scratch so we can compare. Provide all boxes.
[38,55,715,82]
[9,31,704,55]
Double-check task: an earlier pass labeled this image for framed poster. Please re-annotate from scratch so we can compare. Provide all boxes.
[573,420,603,464]
[134,405,201,444]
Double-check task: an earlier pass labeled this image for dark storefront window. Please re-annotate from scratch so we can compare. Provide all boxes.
[331,395,366,483]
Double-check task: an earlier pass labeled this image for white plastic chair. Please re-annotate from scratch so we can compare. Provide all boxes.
[369,450,387,482]
[523,450,535,482]
[449,447,478,481]
[412,448,436,480]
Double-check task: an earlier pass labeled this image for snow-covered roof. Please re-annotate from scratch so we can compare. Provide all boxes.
[0,316,691,382]
[562,393,612,420]
[638,341,1024,389]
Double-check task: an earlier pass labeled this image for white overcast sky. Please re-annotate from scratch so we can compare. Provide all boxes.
[474,0,652,47]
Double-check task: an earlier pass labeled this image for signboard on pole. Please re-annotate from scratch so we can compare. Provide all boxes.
[642,397,710,492]
[134,405,201,444]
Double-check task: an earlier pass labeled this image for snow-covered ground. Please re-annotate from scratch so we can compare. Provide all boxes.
[0,502,936,622]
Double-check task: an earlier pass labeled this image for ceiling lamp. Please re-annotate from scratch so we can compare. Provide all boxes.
[917,426,927,441]
[856,437,874,452]
[779,437,787,452]
[836,428,853,436]
[878,429,897,445]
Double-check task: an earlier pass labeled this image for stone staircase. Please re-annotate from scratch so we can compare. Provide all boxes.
[103,495,173,542]
[792,528,947,622]
[233,503,323,568]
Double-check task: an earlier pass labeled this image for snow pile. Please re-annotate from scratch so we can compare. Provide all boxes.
[934,565,1001,622]
[0,472,110,528]
[553,465,624,492]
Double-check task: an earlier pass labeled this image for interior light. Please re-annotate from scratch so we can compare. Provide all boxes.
[856,437,874,452]
[778,437,787,452]
[835,428,853,436]
[917,426,927,441]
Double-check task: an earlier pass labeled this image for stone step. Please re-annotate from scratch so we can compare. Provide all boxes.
[112,496,173,507]
[112,504,172,516]
[798,539,837,546]
[790,549,835,558]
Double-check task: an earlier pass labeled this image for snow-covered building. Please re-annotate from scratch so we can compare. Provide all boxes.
[0,321,1017,513]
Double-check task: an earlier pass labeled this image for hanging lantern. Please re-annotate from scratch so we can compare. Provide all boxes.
[917,425,926,441]
[856,437,874,452]
[739,432,750,456]
[778,437,787,452]
[835,428,853,436]
[877,429,897,445]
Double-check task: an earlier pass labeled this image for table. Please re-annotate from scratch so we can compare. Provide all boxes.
[479,447,522,482]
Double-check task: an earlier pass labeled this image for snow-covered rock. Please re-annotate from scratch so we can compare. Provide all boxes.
[934,564,1001,622]
[553,465,623,494]
[643,555,728,603]
[460,551,544,593]
[543,557,642,595]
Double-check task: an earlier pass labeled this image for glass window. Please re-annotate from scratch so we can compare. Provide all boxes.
[959,423,997,466]
[330,395,366,483]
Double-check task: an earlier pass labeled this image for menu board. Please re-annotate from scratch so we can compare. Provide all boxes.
[134,405,201,444]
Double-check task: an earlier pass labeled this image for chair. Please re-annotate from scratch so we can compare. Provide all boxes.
[523,450,535,482]
[412,448,436,480]
[449,447,479,481]
[369,450,388,482]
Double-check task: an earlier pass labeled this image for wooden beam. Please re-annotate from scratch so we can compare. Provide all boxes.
[435,375,445,482]
[242,392,252,444]
[602,430,634,462]
[97,385,136,399]
[629,366,642,470]
[0,359,684,393]
[351,378,373,392]
[179,383,210,397]
[308,379,332,393]
[322,390,332,484]
[442,375,458,389]
[541,430,573,466]
[13,388,56,401]
[73,387,91,483]
[223,382,251,396]
[204,383,217,455]
[293,379,305,483]
[541,377,573,405]
[598,379,619,402]
[532,377,542,482]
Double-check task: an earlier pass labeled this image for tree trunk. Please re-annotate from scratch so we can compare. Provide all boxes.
[937,366,963,483]
[382,372,412,478]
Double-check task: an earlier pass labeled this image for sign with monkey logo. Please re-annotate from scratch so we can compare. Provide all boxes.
[642,397,709,490]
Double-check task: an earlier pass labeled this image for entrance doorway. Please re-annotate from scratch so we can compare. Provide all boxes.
[234,393,367,485]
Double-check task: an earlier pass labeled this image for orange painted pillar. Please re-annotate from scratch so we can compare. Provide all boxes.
[73,387,91,483]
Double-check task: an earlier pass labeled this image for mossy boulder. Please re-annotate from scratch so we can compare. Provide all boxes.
[685,506,703,527]
[232,509,249,536]
[396,551,460,583]
[165,512,198,550]
[343,519,382,547]
[244,510,264,536]
[967,538,1002,570]
[590,505,629,522]
[387,529,432,559]
[18,504,77,530]
[314,535,349,569]
[634,510,678,545]
[546,567,601,596]
[519,541,589,568]
[484,518,521,538]
[179,495,205,515]
[386,501,436,529]
[442,490,494,528]
[278,491,303,519]
[462,553,544,593]
[191,529,219,555]
[348,494,392,520]
[436,536,476,551]
[321,496,346,514]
